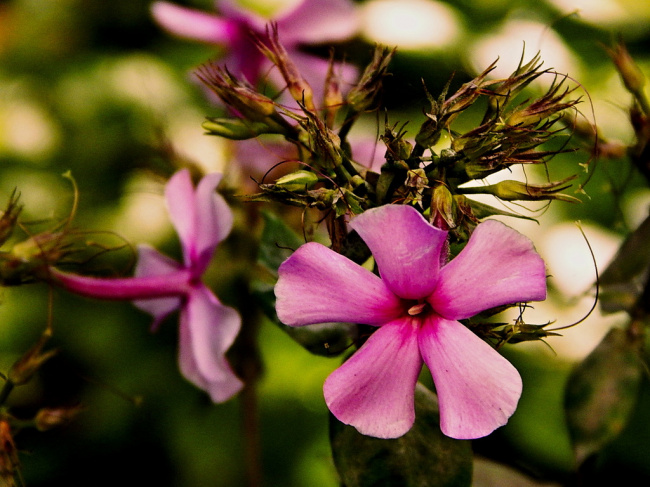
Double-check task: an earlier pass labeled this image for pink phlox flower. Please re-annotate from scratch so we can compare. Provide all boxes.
[51,169,243,403]
[275,204,547,439]
[151,0,359,93]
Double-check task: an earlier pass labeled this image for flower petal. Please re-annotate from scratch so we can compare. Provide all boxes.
[165,169,197,267]
[233,138,299,176]
[275,242,403,326]
[324,319,422,438]
[194,172,232,271]
[276,0,359,45]
[133,245,183,329]
[351,136,385,173]
[428,220,547,320]
[220,39,269,83]
[350,205,447,299]
[151,2,235,45]
[178,285,243,403]
[165,170,231,271]
[134,244,183,277]
[418,316,522,439]
[217,0,268,32]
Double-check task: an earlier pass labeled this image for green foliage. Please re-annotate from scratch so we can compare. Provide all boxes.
[330,384,473,487]
[2,0,650,484]
[599,213,650,313]
[564,328,644,464]
[254,211,356,356]
[256,211,304,277]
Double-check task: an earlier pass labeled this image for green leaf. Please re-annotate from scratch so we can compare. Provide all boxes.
[257,210,304,276]
[564,327,643,465]
[251,212,357,357]
[342,189,365,216]
[251,282,355,357]
[330,383,473,487]
[376,163,402,204]
[599,213,650,313]
[254,211,357,357]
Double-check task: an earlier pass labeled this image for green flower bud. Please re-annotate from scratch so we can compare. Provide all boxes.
[381,123,412,162]
[35,405,83,431]
[431,184,455,230]
[302,111,344,170]
[416,62,496,149]
[11,231,68,263]
[307,187,340,209]
[1,231,72,285]
[275,170,320,192]
[461,178,580,203]
[202,118,284,140]
[505,80,578,129]
[347,45,395,113]
[196,64,279,121]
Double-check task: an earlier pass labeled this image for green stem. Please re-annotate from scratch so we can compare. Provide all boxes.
[241,373,262,487]
[337,110,358,144]
[411,143,426,160]
[0,380,14,406]
[633,88,650,119]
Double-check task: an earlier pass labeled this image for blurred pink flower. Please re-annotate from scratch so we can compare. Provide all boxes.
[51,169,243,403]
[151,0,360,91]
[275,204,547,439]
[230,133,385,183]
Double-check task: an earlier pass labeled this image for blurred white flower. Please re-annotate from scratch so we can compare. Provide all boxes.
[470,18,581,81]
[544,0,650,37]
[361,0,462,50]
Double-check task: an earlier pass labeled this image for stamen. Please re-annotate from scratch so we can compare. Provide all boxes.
[407,302,427,316]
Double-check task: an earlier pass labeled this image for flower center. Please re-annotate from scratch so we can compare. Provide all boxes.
[407,301,429,316]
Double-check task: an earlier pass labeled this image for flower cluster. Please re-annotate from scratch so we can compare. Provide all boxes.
[1,0,581,449]
[200,42,581,250]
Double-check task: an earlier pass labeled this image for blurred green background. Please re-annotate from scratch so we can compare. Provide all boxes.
[1,0,650,485]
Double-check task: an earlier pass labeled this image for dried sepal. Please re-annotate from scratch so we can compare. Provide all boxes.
[347,45,395,113]
[0,190,22,247]
[196,63,293,136]
[416,61,496,149]
[323,53,345,128]
[252,23,315,111]
[605,39,646,97]
[8,330,57,386]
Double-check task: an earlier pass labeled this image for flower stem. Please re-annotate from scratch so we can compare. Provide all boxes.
[241,375,262,487]
[49,267,193,300]
[0,380,14,407]
[237,299,263,487]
